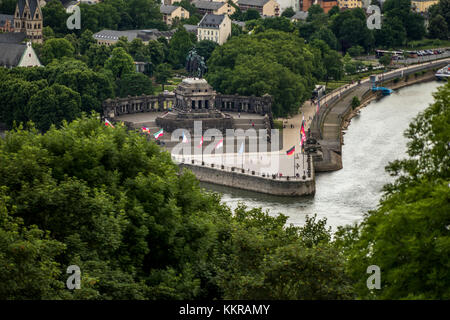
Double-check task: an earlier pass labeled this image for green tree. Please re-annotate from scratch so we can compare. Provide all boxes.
[206,30,324,117]
[311,27,338,50]
[45,58,114,113]
[42,0,70,35]
[105,47,135,79]
[0,187,68,300]
[40,38,75,65]
[216,212,354,299]
[27,84,82,131]
[167,26,194,68]
[351,96,360,110]
[331,8,374,52]
[328,5,340,17]
[80,29,96,55]
[243,9,261,21]
[0,78,41,127]
[281,7,295,18]
[194,40,219,62]
[307,4,324,21]
[0,0,16,14]
[117,72,154,97]
[376,16,406,48]
[126,0,163,29]
[347,45,364,57]
[64,33,79,55]
[43,26,55,41]
[323,50,343,84]
[86,44,112,70]
[379,54,392,68]
[155,63,172,91]
[428,15,449,40]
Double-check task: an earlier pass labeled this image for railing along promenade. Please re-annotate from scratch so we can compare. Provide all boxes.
[310,57,450,141]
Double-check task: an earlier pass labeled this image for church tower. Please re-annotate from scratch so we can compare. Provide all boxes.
[14,0,43,43]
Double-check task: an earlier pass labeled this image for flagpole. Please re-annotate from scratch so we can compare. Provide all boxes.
[293,152,295,177]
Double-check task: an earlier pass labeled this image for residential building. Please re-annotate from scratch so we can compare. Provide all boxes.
[337,0,362,9]
[290,11,308,22]
[0,41,42,68]
[184,24,199,34]
[13,0,43,43]
[93,29,175,46]
[193,1,236,16]
[411,0,439,13]
[0,14,14,32]
[299,0,338,13]
[197,13,231,45]
[237,0,280,17]
[160,4,189,25]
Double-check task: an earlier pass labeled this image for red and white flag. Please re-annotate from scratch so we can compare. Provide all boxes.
[197,136,203,148]
[104,119,115,128]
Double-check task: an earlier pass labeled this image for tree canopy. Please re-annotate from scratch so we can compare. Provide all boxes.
[0,114,354,299]
[206,30,327,117]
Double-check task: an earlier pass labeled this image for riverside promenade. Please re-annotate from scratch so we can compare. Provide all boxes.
[172,58,449,195]
[301,58,450,172]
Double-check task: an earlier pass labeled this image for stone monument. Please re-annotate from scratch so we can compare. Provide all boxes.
[155,78,233,133]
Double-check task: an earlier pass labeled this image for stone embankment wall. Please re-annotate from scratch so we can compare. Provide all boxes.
[178,163,315,196]
[311,59,449,172]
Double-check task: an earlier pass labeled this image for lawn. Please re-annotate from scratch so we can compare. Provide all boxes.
[153,77,182,94]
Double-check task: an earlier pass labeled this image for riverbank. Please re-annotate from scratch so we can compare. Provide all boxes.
[311,59,449,172]
[342,70,438,131]
[207,81,442,229]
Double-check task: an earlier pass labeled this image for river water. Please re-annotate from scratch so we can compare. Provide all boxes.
[200,81,444,230]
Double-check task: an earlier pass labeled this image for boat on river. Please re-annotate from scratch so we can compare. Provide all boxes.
[435,65,450,80]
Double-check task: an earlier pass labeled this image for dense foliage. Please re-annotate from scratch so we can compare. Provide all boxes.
[0,115,353,299]
[206,30,328,117]
[428,0,450,40]
[42,0,165,35]
[0,59,114,131]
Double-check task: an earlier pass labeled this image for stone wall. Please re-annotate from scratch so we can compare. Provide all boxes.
[103,92,273,119]
[179,163,315,196]
[310,59,450,172]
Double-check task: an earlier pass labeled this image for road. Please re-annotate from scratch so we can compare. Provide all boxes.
[279,56,450,151]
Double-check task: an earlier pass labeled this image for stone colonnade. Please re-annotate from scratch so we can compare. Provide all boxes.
[103,93,176,118]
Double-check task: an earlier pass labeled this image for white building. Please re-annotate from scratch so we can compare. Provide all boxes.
[0,41,42,68]
[197,13,231,45]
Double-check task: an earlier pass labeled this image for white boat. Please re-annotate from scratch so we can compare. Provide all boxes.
[435,65,450,80]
